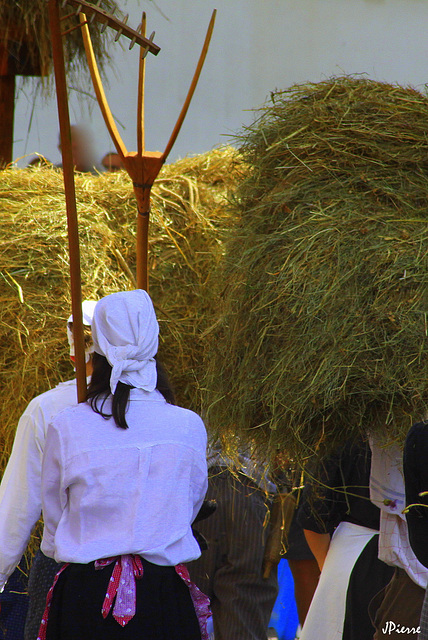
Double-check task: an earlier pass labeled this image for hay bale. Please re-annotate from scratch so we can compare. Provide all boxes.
[0,147,240,477]
[0,0,120,83]
[203,77,428,461]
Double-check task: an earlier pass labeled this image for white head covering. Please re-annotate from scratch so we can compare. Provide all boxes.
[67,299,98,362]
[91,290,159,394]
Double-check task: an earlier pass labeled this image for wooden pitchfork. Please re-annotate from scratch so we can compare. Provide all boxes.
[48,0,161,402]
[76,5,216,291]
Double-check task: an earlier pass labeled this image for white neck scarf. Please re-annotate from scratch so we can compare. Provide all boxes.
[92,290,159,394]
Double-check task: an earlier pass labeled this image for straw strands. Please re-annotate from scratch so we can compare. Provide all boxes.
[0,0,120,84]
[203,77,428,461]
[0,147,240,478]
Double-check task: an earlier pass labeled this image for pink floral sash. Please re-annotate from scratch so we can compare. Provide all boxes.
[95,555,144,626]
[37,556,210,640]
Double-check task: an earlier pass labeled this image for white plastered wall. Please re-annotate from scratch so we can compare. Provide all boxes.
[12,0,428,167]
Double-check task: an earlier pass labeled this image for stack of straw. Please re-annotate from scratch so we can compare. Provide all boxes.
[0,0,119,84]
[203,77,428,461]
[0,147,240,479]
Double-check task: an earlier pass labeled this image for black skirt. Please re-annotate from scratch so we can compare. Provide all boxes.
[45,558,202,640]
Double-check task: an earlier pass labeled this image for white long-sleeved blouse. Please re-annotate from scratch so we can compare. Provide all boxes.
[0,379,79,590]
[41,388,208,567]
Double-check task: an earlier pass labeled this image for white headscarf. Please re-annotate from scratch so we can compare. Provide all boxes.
[91,290,159,394]
[67,299,98,362]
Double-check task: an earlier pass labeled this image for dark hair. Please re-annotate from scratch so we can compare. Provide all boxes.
[86,352,176,429]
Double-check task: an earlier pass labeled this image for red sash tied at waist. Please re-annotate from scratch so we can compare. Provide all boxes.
[37,555,211,640]
[95,555,144,626]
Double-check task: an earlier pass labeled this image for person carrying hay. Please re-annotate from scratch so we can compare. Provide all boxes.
[37,290,209,640]
[297,439,394,640]
[56,125,98,174]
[188,444,279,640]
[0,300,97,640]
[368,436,428,640]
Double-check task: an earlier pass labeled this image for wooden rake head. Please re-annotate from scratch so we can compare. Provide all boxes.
[60,0,160,55]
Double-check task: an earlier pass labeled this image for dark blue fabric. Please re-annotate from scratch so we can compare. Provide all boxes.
[0,559,29,640]
[24,551,60,640]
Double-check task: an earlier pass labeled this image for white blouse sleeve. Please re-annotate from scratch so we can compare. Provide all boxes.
[0,402,47,590]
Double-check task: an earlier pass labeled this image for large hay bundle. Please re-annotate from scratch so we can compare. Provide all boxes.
[0,147,240,476]
[0,0,119,82]
[204,77,428,460]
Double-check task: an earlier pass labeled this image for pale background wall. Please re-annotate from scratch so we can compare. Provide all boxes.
[12,0,428,168]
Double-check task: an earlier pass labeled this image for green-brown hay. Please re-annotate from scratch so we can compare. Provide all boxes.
[203,77,428,462]
[0,147,241,483]
[0,0,121,87]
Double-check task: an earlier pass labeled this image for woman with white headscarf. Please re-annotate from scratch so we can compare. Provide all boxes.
[38,290,209,640]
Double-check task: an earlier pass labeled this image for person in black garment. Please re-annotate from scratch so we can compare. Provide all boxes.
[297,438,394,640]
[404,421,428,640]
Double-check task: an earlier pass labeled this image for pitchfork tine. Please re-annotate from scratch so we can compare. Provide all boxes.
[78,12,127,159]
[162,9,216,162]
[137,12,147,156]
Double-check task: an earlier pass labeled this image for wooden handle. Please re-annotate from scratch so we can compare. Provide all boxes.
[49,0,86,403]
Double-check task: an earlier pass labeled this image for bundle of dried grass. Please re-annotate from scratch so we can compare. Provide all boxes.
[0,0,120,82]
[0,147,241,481]
[203,77,428,461]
